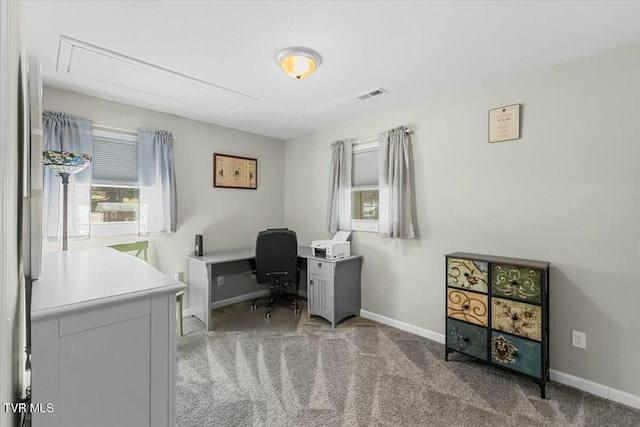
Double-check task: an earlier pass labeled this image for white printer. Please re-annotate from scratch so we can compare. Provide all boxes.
[311,231,351,259]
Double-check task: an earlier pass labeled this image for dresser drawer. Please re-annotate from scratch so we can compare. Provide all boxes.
[447,258,488,293]
[447,318,488,360]
[491,298,542,341]
[491,331,542,379]
[447,288,488,327]
[309,260,332,277]
[491,264,542,303]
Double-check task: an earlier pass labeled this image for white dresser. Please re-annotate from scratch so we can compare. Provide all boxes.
[30,248,185,427]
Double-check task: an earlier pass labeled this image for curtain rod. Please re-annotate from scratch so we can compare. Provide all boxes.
[92,123,138,136]
[352,126,414,145]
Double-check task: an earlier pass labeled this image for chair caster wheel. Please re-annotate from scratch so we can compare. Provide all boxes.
[251,305,256,311]
[293,309,300,315]
[265,312,271,319]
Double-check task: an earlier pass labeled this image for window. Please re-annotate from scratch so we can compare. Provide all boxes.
[90,130,139,236]
[351,141,379,232]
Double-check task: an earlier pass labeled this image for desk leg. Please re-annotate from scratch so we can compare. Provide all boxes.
[188,260,213,331]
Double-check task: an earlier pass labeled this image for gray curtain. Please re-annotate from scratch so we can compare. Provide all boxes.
[137,128,177,235]
[327,140,352,233]
[378,126,414,238]
[42,111,93,241]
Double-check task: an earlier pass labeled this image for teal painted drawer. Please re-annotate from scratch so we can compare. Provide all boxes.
[447,258,489,293]
[447,318,488,361]
[491,331,541,378]
[491,264,542,303]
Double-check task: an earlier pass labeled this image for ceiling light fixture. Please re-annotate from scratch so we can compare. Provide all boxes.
[276,47,322,80]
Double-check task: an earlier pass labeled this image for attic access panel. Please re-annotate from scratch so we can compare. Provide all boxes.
[57,35,258,115]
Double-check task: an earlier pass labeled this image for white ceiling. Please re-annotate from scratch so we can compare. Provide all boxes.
[25,1,640,140]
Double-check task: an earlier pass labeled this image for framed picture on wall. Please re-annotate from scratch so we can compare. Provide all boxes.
[489,104,521,143]
[213,153,257,189]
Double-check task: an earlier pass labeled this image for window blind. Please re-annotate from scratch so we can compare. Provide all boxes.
[92,136,138,186]
[352,149,378,189]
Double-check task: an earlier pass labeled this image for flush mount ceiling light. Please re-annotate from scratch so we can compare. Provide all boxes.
[276,47,322,80]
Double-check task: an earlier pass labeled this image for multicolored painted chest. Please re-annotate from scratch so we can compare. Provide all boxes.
[445,252,550,398]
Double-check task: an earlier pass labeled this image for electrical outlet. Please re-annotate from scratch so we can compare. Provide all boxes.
[572,330,586,349]
[217,276,224,286]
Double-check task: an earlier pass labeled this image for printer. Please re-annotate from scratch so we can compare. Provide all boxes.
[311,231,351,259]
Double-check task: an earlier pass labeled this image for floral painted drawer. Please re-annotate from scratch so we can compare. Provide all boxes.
[491,264,542,303]
[491,298,542,341]
[447,258,488,293]
[446,253,550,398]
[447,288,488,327]
[491,331,542,379]
[447,318,488,360]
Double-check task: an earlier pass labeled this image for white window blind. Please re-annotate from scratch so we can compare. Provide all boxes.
[352,149,378,189]
[92,136,138,186]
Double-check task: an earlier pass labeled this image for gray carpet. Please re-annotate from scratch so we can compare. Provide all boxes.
[177,301,640,426]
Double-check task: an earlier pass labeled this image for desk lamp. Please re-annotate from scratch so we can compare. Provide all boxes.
[42,150,91,251]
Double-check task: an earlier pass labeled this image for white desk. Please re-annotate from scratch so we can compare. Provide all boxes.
[186,247,362,331]
[31,248,185,427]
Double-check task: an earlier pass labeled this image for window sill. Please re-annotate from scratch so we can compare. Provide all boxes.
[351,219,378,233]
[91,222,139,237]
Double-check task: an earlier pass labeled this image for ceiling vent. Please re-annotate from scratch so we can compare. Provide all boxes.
[56,35,258,115]
[356,88,387,101]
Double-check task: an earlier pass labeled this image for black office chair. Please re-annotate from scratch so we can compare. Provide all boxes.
[250,228,301,319]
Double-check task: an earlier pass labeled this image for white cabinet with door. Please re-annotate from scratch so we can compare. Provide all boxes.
[307,255,362,328]
[31,248,185,427]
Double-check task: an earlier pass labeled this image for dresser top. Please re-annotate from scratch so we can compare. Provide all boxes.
[446,252,550,269]
[32,248,185,321]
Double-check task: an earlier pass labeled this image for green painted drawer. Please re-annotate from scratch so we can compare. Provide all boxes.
[491,331,541,378]
[447,318,488,360]
[491,298,542,341]
[491,264,542,303]
[447,258,488,293]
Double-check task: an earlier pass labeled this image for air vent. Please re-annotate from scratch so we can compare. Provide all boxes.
[356,88,387,100]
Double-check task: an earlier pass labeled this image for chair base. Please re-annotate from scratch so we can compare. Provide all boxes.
[251,292,300,319]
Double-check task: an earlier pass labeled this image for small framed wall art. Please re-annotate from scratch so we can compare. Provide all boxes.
[213,153,257,189]
[489,104,521,143]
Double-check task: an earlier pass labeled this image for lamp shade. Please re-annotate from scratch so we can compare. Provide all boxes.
[42,150,91,175]
[276,47,322,80]
[42,150,92,252]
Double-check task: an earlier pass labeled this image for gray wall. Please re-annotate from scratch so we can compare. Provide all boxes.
[284,44,640,396]
[1,2,26,426]
[42,88,286,308]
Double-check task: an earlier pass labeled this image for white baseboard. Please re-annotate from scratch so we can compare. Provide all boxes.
[359,309,640,410]
[609,388,640,410]
[360,309,446,344]
[207,289,307,310]
[549,369,608,399]
[210,290,270,310]
[549,369,640,410]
